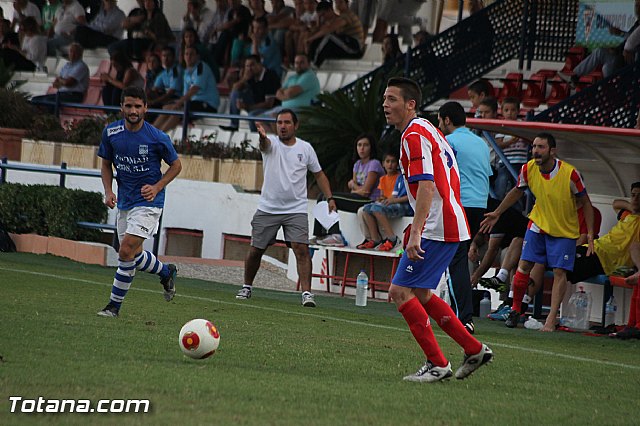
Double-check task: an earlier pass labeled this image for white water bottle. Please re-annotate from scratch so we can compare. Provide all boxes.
[356,270,368,307]
[479,293,492,318]
[573,286,591,330]
[605,295,617,327]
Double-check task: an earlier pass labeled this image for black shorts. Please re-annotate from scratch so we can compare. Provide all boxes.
[567,245,604,283]
[491,207,528,249]
[190,101,217,113]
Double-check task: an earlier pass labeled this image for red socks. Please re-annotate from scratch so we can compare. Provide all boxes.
[424,294,482,356]
[398,298,448,367]
[512,270,530,313]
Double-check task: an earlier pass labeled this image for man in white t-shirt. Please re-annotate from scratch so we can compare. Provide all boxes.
[235,109,336,307]
[47,0,86,56]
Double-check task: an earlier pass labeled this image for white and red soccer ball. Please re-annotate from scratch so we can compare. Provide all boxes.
[178,319,220,359]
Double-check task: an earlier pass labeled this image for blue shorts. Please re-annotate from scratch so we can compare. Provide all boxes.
[521,229,576,271]
[363,201,413,218]
[392,239,458,289]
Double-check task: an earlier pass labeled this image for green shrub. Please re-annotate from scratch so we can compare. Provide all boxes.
[0,184,108,241]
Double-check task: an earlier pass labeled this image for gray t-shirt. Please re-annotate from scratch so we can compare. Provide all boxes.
[257,136,322,214]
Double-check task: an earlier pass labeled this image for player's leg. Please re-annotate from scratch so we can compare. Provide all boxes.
[237,211,278,299]
[283,213,316,307]
[541,235,577,332]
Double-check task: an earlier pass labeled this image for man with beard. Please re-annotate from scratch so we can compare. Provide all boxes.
[235,109,336,308]
[480,133,595,332]
[96,86,182,318]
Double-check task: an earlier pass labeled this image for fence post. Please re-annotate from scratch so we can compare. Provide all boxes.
[1,157,7,184]
[181,101,191,145]
[60,162,67,187]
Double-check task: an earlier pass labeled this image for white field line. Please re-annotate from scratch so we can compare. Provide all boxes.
[3,267,639,371]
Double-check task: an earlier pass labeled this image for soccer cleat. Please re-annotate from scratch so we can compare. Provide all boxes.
[455,344,493,379]
[488,304,511,321]
[465,321,475,334]
[505,310,522,328]
[403,361,453,383]
[478,276,507,293]
[316,234,345,247]
[160,264,177,301]
[356,239,378,250]
[97,304,119,318]
[236,287,252,300]
[301,292,316,307]
[375,237,398,252]
[609,326,640,340]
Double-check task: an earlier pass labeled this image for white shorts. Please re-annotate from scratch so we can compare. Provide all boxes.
[117,206,163,242]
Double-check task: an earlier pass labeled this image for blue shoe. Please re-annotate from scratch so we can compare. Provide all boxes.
[487,304,511,321]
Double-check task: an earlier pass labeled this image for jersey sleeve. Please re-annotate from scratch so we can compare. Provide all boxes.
[307,144,322,174]
[570,168,587,197]
[516,163,528,189]
[97,127,112,160]
[159,131,179,165]
[404,132,433,183]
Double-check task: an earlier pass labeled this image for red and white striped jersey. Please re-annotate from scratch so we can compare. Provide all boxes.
[399,117,470,242]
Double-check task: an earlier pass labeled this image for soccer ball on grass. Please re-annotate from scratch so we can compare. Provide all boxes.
[178,319,220,359]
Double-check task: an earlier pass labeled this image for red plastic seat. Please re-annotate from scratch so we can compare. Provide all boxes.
[546,80,570,107]
[521,73,547,108]
[498,72,523,101]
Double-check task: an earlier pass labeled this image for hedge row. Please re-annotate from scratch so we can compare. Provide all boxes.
[0,184,108,241]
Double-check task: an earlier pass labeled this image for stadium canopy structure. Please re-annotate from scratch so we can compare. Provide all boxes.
[466,118,640,198]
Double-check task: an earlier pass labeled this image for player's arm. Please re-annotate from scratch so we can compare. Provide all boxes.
[100,158,117,209]
[406,180,434,261]
[255,123,270,151]
[313,170,337,212]
[612,198,631,214]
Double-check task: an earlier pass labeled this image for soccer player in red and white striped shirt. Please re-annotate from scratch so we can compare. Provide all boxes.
[383,77,493,382]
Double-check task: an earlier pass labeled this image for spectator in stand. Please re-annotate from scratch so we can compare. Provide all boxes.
[181,0,214,45]
[357,150,413,252]
[559,1,640,85]
[256,53,320,131]
[412,30,432,48]
[371,0,425,45]
[283,0,317,67]
[143,52,161,95]
[32,42,88,109]
[250,16,282,79]
[314,134,385,247]
[204,0,229,56]
[213,0,252,67]
[47,0,86,56]
[11,0,42,31]
[381,33,403,71]
[0,16,45,71]
[153,46,219,133]
[41,0,59,33]
[148,46,183,108]
[248,0,267,19]
[100,50,144,106]
[349,0,376,37]
[179,27,219,83]
[438,101,492,333]
[74,0,124,49]
[306,0,364,68]
[108,0,174,61]
[493,97,530,200]
[223,55,281,132]
[467,79,493,114]
[266,0,295,53]
[0,18,19,47]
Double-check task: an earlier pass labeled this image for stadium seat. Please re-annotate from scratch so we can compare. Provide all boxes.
[229,131,247,147]
[324,73,344,93]
[545,80,570,107]
[497,72,523,101]
[521,73,547,108]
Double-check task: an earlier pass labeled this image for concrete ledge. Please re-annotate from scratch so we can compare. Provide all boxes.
[9,233,117,267]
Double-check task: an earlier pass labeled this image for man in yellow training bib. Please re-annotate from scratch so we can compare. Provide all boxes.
[480,132,595,332]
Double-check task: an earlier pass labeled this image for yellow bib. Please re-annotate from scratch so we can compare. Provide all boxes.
[593,213,640,274]
[527,159,580,239]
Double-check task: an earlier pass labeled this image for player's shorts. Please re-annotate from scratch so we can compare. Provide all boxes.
[251,210,309,250]
[490,207,528,249]
[392,239,458,289]
[362,201,413,218]
[521,228,576,271]
[117,206,163,242]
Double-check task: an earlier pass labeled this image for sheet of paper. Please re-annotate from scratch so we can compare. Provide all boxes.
[312,201,340,231]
